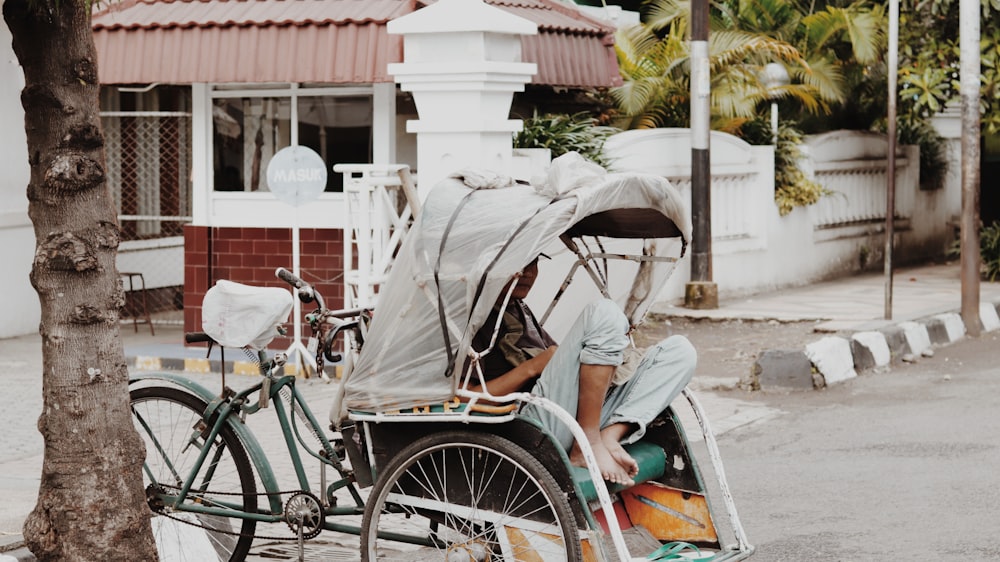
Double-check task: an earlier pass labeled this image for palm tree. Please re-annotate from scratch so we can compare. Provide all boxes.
[612,0,886,131]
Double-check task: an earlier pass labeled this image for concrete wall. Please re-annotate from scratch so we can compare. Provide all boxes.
[0,20,39,339]
[601,128,958,304]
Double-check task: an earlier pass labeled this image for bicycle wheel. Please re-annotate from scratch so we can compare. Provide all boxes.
[130,386,258,562]
[361,430,582,561]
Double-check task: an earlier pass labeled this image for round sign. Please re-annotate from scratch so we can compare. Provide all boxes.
[266,145,328,207]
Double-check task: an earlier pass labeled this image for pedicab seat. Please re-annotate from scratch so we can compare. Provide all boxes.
[348,397,520,419]
[570,440,666,502]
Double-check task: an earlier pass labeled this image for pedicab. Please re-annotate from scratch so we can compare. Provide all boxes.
[334,153,755,561]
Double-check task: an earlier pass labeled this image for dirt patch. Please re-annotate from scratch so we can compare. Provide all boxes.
[633,316,830,381]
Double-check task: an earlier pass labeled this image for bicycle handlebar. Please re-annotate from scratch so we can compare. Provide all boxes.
[275,267,323,308]
[275,267,304,289]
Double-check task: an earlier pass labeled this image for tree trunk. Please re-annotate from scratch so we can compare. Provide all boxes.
[2,1,158,560]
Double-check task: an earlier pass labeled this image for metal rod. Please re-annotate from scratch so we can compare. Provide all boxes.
[884,0,899,320]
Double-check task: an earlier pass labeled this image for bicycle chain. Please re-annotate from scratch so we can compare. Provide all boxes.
[151,485,340,542]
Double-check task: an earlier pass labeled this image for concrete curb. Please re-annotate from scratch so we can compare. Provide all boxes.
[752,301,1000,390]
[127,355,342,379]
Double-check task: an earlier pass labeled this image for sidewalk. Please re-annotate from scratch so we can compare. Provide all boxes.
[120,262,1000,381]
[650,261,1000,389]
[2,260,998,560]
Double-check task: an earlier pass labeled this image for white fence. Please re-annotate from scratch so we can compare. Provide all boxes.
[805,131,918,229]
[599,128,955,302]
[603,129,774,254]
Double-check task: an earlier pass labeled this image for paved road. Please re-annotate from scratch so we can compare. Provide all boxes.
[714,331,1000,561]
[4,324,998,560]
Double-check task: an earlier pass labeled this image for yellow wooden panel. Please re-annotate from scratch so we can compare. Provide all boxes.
[581,537,601,562]
[621,482,718,544]
[503,527,573,562]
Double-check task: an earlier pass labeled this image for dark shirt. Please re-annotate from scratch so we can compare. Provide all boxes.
[471,299,557,392]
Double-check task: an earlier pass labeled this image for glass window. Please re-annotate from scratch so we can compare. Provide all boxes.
[212,97,291,192]
[212,89,373,193]
[297,96,372,192]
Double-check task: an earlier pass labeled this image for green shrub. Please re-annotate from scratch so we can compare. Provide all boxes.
[887,117,948,191]
[948,221,1000,281]
[513,112,620,168]
[773,124,831,216]
[985,222,1000,282]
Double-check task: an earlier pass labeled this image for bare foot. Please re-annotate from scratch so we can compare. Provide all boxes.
[602,434,639,478]
[570,440,635,487]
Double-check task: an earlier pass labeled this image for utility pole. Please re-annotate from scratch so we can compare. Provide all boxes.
[959,0,981,336]
[684,0,717,309]
[884,0,898,320]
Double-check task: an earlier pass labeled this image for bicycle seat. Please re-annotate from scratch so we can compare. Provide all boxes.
[202,280,294,349]
[349,398,519,419]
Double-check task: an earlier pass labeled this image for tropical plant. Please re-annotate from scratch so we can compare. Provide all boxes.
[948,221,1000,281]
[898,117,949,190]
[897,0,1000,133]
[611,15,811,131]
[513,112,621,167]
[773,124,831,216]
[983,221,1000,281]
[611,0,887,131]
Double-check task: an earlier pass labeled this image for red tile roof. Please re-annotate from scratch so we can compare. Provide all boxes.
[91,0,621,88]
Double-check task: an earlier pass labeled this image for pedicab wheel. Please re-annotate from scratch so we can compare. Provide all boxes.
[361,430,582,561]
[130,386,258,562]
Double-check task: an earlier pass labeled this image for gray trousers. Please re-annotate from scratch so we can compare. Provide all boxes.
[522,299,697,451]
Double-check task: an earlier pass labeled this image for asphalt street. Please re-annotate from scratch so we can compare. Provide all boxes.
[714,331,1000,561]
[2,262,998,560]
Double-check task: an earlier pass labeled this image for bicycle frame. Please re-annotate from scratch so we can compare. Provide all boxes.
[130,370,368,530]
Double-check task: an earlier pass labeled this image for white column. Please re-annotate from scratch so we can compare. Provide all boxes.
[372,82,397,165]
[190,82,212,226]
[388,0,537,196]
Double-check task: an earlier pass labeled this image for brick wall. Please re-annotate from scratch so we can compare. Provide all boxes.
[184,225,345,348]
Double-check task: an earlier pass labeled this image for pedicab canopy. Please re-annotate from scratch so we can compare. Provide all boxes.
[339,153,692,415]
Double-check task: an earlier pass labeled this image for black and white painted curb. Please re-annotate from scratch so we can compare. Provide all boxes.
[752,301,1000,390]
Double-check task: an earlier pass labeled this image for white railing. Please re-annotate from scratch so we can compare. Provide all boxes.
[602,129,774,251]
[602,128,946,301]
[804,131,916,229]
[335,164,419,309]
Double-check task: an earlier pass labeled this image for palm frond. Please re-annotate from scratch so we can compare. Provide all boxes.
[709,30,803,66]
[793,56,847,104]
[645,0,690,32]
[840,3,886,63]
[802,1,886,63]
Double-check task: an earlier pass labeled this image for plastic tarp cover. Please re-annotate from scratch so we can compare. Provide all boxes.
[202,280,294,350]
[341,153,691,413]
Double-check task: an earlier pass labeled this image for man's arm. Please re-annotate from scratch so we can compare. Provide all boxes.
[467,345,557,397]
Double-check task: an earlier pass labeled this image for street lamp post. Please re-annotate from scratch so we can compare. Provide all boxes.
[762,62,790,143]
